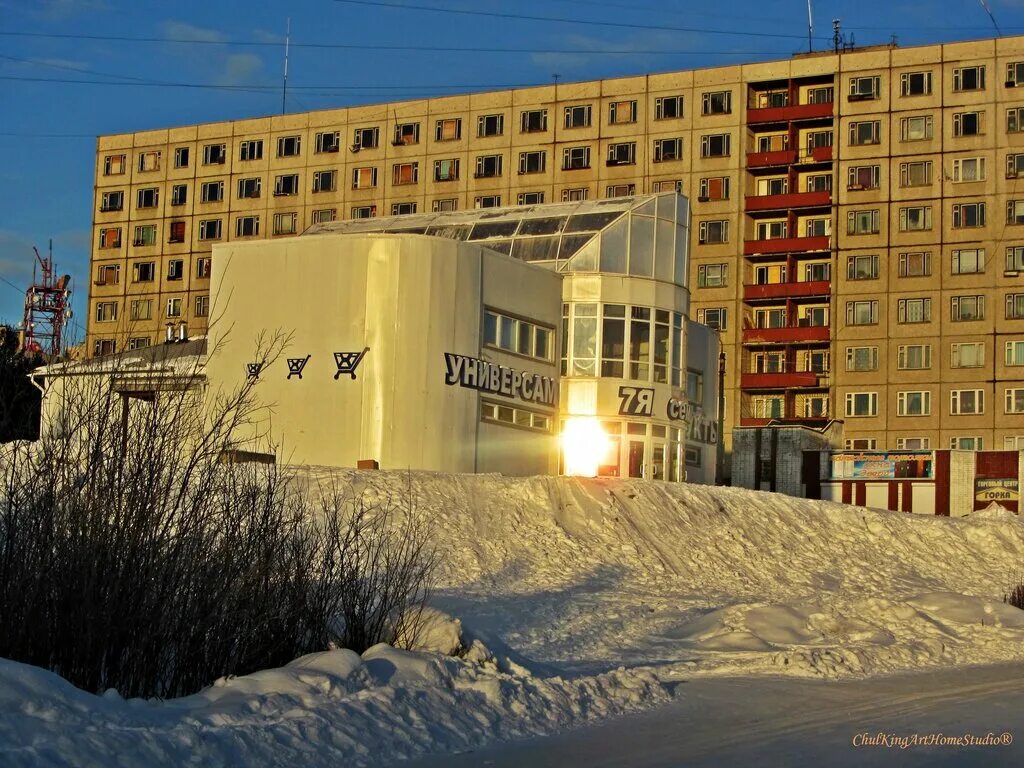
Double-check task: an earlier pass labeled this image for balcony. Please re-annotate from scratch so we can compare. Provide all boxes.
[744,235,830,256]
[746,149,797,168]
[742,324,830,343]
[744,190,832,212]
[747,102,834,124]
[740,414,830,427]
[741,370,821,389]
[743,280,831,301]
[796,145,834,164]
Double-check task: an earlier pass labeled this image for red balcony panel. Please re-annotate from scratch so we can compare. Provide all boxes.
[747,102,834,124]
[740,415,830,427]
[744,190,832,212]
[810,145,833,162]
[746,149,797,168]
[743,280,831,301]
[743,235,831,255]
[742,325,831,343]
[741,371,820,389]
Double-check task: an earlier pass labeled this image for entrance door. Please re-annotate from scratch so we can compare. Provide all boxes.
[627,440,646,479]
[650,441,666,481]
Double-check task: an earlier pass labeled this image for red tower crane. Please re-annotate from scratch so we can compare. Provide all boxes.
[21,241,72,359]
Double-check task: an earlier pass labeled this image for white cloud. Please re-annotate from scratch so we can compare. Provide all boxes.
[218,53,264,87]
[160,21,226,44]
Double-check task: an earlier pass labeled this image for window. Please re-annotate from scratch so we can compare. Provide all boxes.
[94,264,120,286]
[561,188,589,202]
[352,205,377,219]
[899,161,931,187]
[100,191,123,212]
[477,114,504,137]
[167,259,184,280]
[168,221,186,244]
[804,262,831,281]
[392,162,418,185]
[483,309,553,361]
[954,65,986,92]
[849,165,880,189]
[900,115,933,141]
[697,263,728,287]
[237,177,261,199]
[432,198,458,212]
[312,208,337,224]
[274,174,299,196]
[952,248,985,274]
[137,150,160,172]
[847,254,879,280]
[952,342,985,368]
[202,143,226,165]
[696,307,727,330]
[95,301,117,322]
[174,147,189,168]
[899,206,932,231]
[751,396,784,419]
[845,392,878,417]
[846,346,878,371]
[897,391,931,416]
[654,138,682,162]
[848,75,880,99]
[475,154,502,178]
[239,139,263,161]
[198,219,222,240]
[196,257,211,279]
[608,100,636,124]
[896,437,930,450]
[170,184,187,206]
[136,188,158,208]
[390,202,416,216]
[755,220,787,240]
[953,112,982,137]
[517,192,544,205]
[133,225,156,247]
[655,95,684,119]
[849,120,880,145]
[194,295,209,318]
[952,202,985,228]
[312,170,336,192]
[951,389,984,415]
[1008,62,1024,87]
[1007,293,1024,320]
[129,299,151,321]
[807,174,832,192]
[434,158,460,181]
[201,181,224,203]
[951,436,984,450]
[698,176,728,200]
[315,131,340,153]
[564,105,592,128]
[606,184,635,198]
[847,209,880,235]
[701,91,731,115]
[900,71,932,96]
[519,151,546,174]
[133,262,154,282]
[846,300,878,325]
[273,212,298,235]
[98,227,121,249]
[1008,108,1024,133]
[480,401,552,433]
[898,251,931,277]
[562,146,590,170]
[953,157,985,182]
[1009,200,1024,224]
[898,298,931,324]
[353,126,380,149]
[700,133,730,157]
[474,195,501,209]
[103,154,125,175]
[1008,246,1024,272]
[166,298,182,318]
[607,142,636,165]
[951,295,985,321]
[352,167,378,189]
[1006,340,1024,366]
[235,215,260,237]
[277,135,301,157]
[520,110,547,133]
[1008,153,1024,178]
[1007,389,1024,414]
[897,344,932,369]
[698,220,729,244]
[1005,436,1024,450]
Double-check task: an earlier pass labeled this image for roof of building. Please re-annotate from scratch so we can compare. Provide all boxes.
[32,337,207,378]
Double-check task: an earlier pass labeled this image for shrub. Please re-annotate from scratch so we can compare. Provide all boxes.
[1005,575,1024,610]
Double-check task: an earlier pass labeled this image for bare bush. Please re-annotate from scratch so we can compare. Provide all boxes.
[1005,575,1024,610]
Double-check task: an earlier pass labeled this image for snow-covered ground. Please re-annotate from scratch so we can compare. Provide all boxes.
[3,470,1024,767]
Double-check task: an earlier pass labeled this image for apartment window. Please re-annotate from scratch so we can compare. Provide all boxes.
[899,161,931,187]
[804,262,831,281]
[311,208,337,224]
[103,154,125,175]
[483,309,553,361]
[751,396,784,420]
[756,220,787,240]
[352,205,377,219]
[95,301,117,323]
[274,174,299,196]
[477,114,504,138]
[845,392,878,417]
[899,206,932,232]
[950,158,986,184]
[272,212,298,235]
[846,300,878,325]
[1009,200,1024,224]
[1005,436,1024,450]
[133,262,154,282]
[519,110,547,134]
[847,254,879,280]
[239,139,263,161]
[352,166,378,189]
[98,227,121,249]
[1007,62,1024,87]
[1007,340,1024,366]
[480,401,552,434]
[697,263,728,287]
[848,75,880,99]
[174,147,189,168]
[1008,153,1024,178]
[951,295,985,321]
[1007,293,1024,320]
[606,184,636,198]
[898,298,931,324]
[847,209,880,235]
[846,346,878,371]
[1006,389,1024,415]
[900,71,932,96]
[654,138,682,163]
[608,100,637,125]
[700,134,730,158]
[198,219,222,241]
[696,307,727,330]
[952,248,985,274]
[698,176,728,201]
[849,120,880,145]
[701,91,731,115]
[167,221,185,244]
[655,95,684,119]
[952,202,985,228]
[166,259,184,280]
[432,198,458,212]
[201,181,224,203]
[898,251,931,277]
[561,188,589,202]
[517,192,544,205]
[133,225,156,247]
[475,154,502,178]
[202,143,226,165]
[389,202,415,216]
[277,135,301,157]
[900,115,933,141]
[897,344,932,369]
[434,158,459,182]
[897,391,931,416]
[196,257,211,279]
[607,142,636,165]
[166,298,182,318]
[846,439,880,451]
[315,131,340,153]
[312,170,336,192]
[698,220,729,244]
[475,195,501,209]
[392,162,419,185]
[192,295,209,319]
[170,184,187,206]
[954,65,986,92]
[952,342,985,368]
[849,165,880,189]
[564,105,592,128]
[237,177,261,199]
[137,150,160,172]
[1008,108,1024,133]
[951,436,984,450]
[94,264,120,286]
[519,151,546,174]
[100,190,123,212]
[129,299,151,321]
[896,437,930,449]
[136,188,158,209]
[353,126,380,149]
[562,146,591,170]
[235,215,260,237]
[806,174,832,192]
[951,389,984,415]
[1008,246,1024,272]
[953,112,983,137]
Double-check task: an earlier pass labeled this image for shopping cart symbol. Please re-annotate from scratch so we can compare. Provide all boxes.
[334,347,369,380]
[286,355,311,380]
[245,362,263,380]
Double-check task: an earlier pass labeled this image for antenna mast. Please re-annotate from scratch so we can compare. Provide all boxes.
[282,17,290,114]
[21,240,71,359]
[807,0,813,53]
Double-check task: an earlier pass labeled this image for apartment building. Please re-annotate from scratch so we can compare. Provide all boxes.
[87,34,1024,468]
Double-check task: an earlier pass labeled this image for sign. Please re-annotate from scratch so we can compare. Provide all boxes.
[334,348,369,380]
[245,362,263,380]
[443,353,556,407]
[687,411,718,445]
[619,386,654,416]
[286,355,311,380]
[666,396,691,422]
[975,478,1019,503]
[829,451,933,480]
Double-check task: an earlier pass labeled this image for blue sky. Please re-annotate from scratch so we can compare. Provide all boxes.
[3,0,1024,340]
